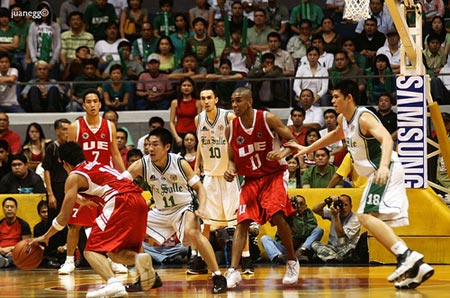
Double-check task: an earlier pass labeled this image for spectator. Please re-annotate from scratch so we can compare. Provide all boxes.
[246,8,274,53]
[287,107,308,146]
[184,17,215,71]
[293,47,329,105]
[127,148,143,166]
[311,194,361,262]
[290,0,324,34]
[287,19,313,63]
[365,54,396,105]
[178,132,198,170]
[8,4,30,83]
[143,233,189,265]
[21,61,66,112]
[0,8,19,61]
[169,77,202,151]
[168,53,208,81]
[436,112,450,188]
[153,0,176,38]
[354,17,386,68]
[33,200,67,268]
[300,35,334,70]
[21,122,52,170]
[375,93,397,141]
[136,53,174,110]
[318,17,342,55]
[220,28,256,76]
[376,29,401,74]
[205,58,243,109]
[247,52,288,109]
[419,0,445,25]
[301,148,342,188]
[170,13,194,59]
[154,36,177,74]
[257,32,295,76]
[299,128,321,173]
[0,153,46,194]
[60,11,95,73]
[264,0,290,48]
[324,0,345,22]
[116,128,129,168]
[102,110,135,150]
[27,1,61,80]
[189,0,214,37]
[136,116,164,153]
[109,0,128,17]
[0,140,11,178]
[119,0,148,42]
[102,64,131,111]
[0,112,21,154]
[62,45,93,81]
[0,52,24,113]
[287,155,301,188]
[328,50,366,106]
[320,109,345,164]
[210,0,232,21]
[341,37,366,70]
[294,89,325,131]
[431,58,450,104]
[423,16,450,57]
[327,152,368,188]
[0,197,31,268]
[132,22,158,65]
[261,195,323,264]
[229,1,254,35]
[42,118,71,219]
[94,21,127,73]
[59,0,90,32]
[423,33,446,78]
[355,0,394,35]
[103,40,144,80]
[83,0,118,42]
[66,58,103,112]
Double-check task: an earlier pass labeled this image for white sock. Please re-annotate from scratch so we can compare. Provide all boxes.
[65,256,74,263]
[241,251,250,258]
[390,241,408,256]
[107,277,120,284]
[191,249,197,257]
[213,271,222,276]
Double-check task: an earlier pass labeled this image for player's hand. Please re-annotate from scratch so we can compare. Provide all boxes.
[195,207,208,219]
[48,194,57,209]
[283,141,308,158]
[224,168,237,182]
[266,150,282,161]
[29,236,48,248]
[374,165,390,185]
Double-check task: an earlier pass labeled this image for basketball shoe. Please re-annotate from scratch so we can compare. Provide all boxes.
[58,260,75,275]
[186,256,208,275]
[394,262,434,289]
[212,274,227,293]
[109,259,128,274]
[86,278,127,298]
[282,259,300,285]
[135,253,156,290]
[225,268,242,288]
[241,257,254,274]
[388,250,424,282]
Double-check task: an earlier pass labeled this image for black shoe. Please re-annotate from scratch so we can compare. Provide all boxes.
[212,274,227,293]
[272,254,287,265]
[126,272,163,292]
[241,257,254,274]
[186,256,208,275]
[163,255,183,265]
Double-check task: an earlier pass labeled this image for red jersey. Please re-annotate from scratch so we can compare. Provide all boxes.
[229,110,287,178]
[175,98,198,134]
[76,117,113,167]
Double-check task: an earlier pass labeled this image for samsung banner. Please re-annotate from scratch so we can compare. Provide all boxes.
[396,76,428,188]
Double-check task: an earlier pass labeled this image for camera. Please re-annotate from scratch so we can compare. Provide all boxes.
[333,199,344,209]
[291,199,297,209]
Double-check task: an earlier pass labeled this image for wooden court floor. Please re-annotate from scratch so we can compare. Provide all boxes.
[1,264,449,298]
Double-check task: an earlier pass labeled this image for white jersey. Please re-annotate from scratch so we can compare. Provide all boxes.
[342,107,399,177]
[197,108,230,176]
[142,153,195,210]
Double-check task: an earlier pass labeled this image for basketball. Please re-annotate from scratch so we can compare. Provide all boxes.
[12,240,44,270]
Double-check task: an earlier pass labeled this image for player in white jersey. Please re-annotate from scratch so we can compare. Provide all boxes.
[193,88,253,274]
[126,127,227,294]
[285,80,433,289]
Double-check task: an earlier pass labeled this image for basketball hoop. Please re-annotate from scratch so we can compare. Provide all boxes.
[343,0,371,22]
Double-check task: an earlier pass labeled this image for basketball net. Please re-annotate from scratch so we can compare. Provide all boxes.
[343,0,371,22]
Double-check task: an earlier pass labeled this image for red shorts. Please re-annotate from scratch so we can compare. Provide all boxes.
[238,171,295,225]
[85,192,148,253]
[67,203,101,227]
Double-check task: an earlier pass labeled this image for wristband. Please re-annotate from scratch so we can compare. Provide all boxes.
[122,170,132,180]
[52,218,65,231]
[188,175,200,187]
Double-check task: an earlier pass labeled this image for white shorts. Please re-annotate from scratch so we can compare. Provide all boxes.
[357,161,409,227]
[202,175,240,227]
[146,204,194,246]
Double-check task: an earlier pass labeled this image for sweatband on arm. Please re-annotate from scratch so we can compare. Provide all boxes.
[188,175,200,187]
[52,218,65,231]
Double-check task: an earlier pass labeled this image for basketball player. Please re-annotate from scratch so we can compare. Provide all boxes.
[31,142,160,298]
[285,80,434,289]
[58,89,126,275]
[193,88,253,275]
[223,87,300,288]
[126,128,227,294]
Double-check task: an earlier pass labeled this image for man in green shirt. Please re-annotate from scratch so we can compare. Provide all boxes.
[153,0,176,38]
[302,148,342,188]
[290,0,324,34]
[0,8,19,63]
[83,0,117,41]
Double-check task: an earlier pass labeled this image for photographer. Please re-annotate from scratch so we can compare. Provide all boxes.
[261,195,323,264]
[311,194,361,262]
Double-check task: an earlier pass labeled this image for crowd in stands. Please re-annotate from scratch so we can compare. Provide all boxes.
[1,0,450,270]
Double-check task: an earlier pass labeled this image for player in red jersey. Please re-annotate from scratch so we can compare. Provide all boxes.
[59,89,126,275]
[31,141,160,298]
[223,87,300,287]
